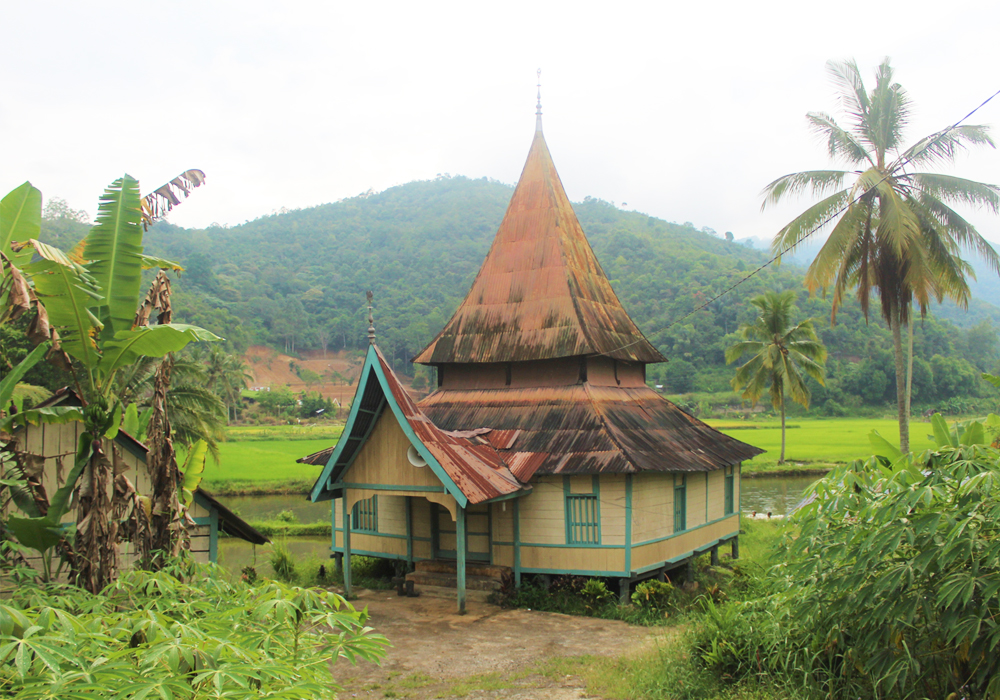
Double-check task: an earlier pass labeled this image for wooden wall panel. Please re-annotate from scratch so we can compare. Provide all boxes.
[632,473,673,543]
[707,469,725,521]
[631,515,739,571]
[518,477,565,545]
[602,475,626,546]
[345,411,443,489]
[688,474,707,529]
[520,545,625,574]
[491,502,514,542]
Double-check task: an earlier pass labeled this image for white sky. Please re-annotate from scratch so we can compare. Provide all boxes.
[3,0,999,245]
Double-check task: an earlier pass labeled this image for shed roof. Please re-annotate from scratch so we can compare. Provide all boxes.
[413,128,666,365]
[419,382,764,479]
[308,344,529,505]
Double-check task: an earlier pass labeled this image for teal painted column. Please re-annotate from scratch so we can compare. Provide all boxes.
[513,498,521,587]
[405,496,413,569]
[456,505,467,614]
[624,475,632,576]
[342,491,353,598]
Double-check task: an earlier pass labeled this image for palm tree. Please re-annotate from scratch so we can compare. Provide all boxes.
[726,290,827,463]
[763,58,1000,452]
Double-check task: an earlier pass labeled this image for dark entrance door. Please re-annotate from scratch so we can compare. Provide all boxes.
[431,502,491,562]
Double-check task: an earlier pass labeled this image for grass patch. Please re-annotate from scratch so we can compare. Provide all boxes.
[224,424,344,441]
[200,439,333,487]
[247,519,330,537]
[709,417,938,473]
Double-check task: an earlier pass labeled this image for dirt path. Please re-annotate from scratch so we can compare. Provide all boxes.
[333,589,658,699]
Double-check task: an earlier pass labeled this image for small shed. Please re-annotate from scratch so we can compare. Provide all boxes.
[2,388,267,579]
[306,111,763,613]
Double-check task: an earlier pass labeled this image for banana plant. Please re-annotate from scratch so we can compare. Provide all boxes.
[1,174,217,592]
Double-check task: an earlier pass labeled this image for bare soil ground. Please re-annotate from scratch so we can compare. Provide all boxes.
[244,346,430,405]
[333,589,657,699]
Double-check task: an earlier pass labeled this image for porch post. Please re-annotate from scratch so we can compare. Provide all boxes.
[456,504,467,614]
[405,496,413,570]
[513,498,521,587]
[342,491,353,598]
[731,536,739,560]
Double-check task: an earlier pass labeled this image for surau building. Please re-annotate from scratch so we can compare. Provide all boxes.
[306,107,762,612]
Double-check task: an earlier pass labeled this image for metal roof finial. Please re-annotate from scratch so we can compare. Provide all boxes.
[366,290,376,344]
[535,68,543,132]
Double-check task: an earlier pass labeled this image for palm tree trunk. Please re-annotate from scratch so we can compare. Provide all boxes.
[779,396,786,464]
[905,305,914,422]
[890,306,910,453]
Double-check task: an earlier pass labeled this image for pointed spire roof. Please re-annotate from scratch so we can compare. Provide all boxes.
[414,128,666,365]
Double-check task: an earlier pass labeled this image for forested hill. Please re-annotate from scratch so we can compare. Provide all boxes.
[38,174,1000,410]
[142,174,778,365]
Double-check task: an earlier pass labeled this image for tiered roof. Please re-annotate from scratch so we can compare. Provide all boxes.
[413,128,665,365]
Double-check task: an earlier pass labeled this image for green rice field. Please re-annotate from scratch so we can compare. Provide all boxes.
[199,416,958,492]
[706,417,940,472]
[200,437,336,493]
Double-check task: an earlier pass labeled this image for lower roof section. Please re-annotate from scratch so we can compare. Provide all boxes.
[418,383,764,482]
[307,344,527,506]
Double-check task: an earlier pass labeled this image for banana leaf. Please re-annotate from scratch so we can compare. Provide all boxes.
[0,343,49,411]
[180,439,208,508]
[0,182,41,269]
[97,324,221,377]
[0,406,85,433]
[83,175,144,341]
[26,256,103,366]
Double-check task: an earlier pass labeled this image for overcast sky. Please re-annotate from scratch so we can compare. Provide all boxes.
[3,0,999,247]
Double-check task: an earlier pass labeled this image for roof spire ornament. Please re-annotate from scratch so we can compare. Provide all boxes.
[535,68,543,132]
[366,290,376,344]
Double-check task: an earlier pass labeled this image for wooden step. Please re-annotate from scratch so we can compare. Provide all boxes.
[406,570,505,592]
[413,559,511,579]
[409,585,493,604]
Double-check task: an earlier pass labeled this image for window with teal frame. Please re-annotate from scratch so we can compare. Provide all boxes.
[673,474,687,532]
[724,466,735,515]
[351,496,378,533]
[565,476,600,544]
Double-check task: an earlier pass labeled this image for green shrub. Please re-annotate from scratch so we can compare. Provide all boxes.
[631,579,675,611]
[580,578,614,614]
[778,445,1000,698]
[0,558,387,698]
[275,509,298,523]
[269,540,297,583]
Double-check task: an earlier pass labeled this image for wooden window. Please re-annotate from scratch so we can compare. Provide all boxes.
[566,494,599,544]
[351,496,378,533]
[565,476,600,545]
[724,466,735,515]
[673,474,687,532]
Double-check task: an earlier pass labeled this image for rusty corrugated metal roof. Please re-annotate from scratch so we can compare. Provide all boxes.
[418,383,763,479]
[413,129,665,365]
[308,345,528,504]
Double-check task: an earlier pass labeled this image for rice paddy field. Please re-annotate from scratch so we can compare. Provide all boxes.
[199,416,959,493]
[199,425,342,493]
[705,417,940,473]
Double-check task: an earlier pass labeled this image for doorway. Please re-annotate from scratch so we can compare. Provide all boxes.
[430,502,491,562]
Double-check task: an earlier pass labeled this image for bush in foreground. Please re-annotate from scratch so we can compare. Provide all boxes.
[0,557,388,698]
[693,443,1000,699]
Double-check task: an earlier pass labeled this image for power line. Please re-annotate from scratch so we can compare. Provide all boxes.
[598,86,1000,359]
